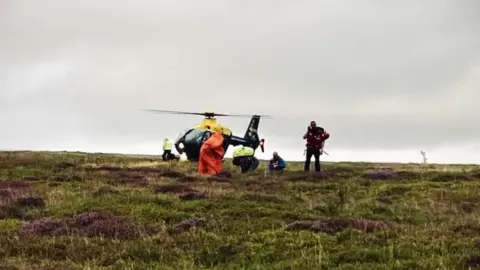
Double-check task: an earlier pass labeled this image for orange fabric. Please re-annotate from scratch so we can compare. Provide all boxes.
[198,131,225,175]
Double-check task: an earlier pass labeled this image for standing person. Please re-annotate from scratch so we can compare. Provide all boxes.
[232,146,259,173]
[259,139,265,152]
[162,138,173,161]
[198,130,225,175]
[303,121,330,172]
[269,151,286,172]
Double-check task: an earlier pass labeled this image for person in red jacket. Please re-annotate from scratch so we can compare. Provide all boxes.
[303,121,330,172]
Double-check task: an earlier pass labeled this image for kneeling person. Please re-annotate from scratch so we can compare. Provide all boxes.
[269,151,286,172]
[232,146,259,173]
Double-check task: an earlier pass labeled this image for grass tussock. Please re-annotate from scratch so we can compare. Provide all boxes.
[0,150,479,269]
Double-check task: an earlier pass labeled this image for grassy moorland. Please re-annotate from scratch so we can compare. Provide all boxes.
[1,151,480,269]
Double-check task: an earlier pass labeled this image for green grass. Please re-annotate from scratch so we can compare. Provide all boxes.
[0,150,480,269]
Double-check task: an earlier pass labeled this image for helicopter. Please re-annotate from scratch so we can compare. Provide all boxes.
[146,109,271,161]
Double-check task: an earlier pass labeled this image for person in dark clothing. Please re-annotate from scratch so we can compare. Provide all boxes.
[303,121,330,172]
[234,156,259,173]
[232,146,259,173]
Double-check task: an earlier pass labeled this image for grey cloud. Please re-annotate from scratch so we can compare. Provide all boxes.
[1,0,479,154]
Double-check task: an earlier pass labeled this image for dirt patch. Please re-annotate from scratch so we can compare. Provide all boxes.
[363,170,420,180]
[466,256,480,266]
[90,166,233,184]
[430,173,476,182]
[92,166,197,186]
[378,186,410,197]
[214,171,233,178]
[244,180,278,192]
[22,176,40,181]
[50,174,83,182]
[243,171,264,178]
[244,180,260,186]
[0,205,23,219]
[0,189,13,198]
[323,167,358,177]
[241,193,284,203]
[395,171,420,179]
[376,195,393,204]
[92,186,120,197]
[285,220,315,231]
[179,191,208,201]
[459,202,476,213]
[37,267,75,270]
[161,170,188,178]
[87,165,167,175]
[116,171,145,179]
[176,176,200,183]
[244,180,261,191]
[281,171,328,182]
[154,184,198,194]
[133,167,171,174]
[106,173,149,187]
[450,224,480,237]
[311,218,388,233]
[99,170,150,187]
[54,161,76,171]
[0,265,19,270]
[0,180,32,191]
[207,176,233,184]
[471,170,480,179]
[286,218,388,234]
[171,217,206,233]
[15,196,45,208]
[87,165,124,172]
[363,171,397,180]
[475,240,480,249]
[206,171,234,184]
[0,156,40,169]
[20,211,155,239]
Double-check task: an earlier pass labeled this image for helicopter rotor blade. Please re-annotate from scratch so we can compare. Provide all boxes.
[145,109,206,116]
[145,109,272,118]
[212,113,273,118]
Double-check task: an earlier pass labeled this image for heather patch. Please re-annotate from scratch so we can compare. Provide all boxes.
[21,211,155,239]
[286,218,388,233]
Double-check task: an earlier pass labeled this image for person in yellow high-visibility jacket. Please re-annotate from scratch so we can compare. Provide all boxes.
[232,146,259,173]
[162,138,173,161]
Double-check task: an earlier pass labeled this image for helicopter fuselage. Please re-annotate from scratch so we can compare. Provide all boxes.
[174,128,225,161]
[174,127,259,161]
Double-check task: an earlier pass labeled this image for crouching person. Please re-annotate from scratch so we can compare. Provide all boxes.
[269,151,286,172]
[232,146,259,173]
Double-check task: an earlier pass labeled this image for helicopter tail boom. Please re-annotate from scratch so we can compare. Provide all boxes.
[227,115,262,151]
[244,115,260,139]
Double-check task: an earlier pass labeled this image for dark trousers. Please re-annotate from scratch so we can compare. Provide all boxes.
[233,156,259,173]
[162,150,171,161]
[304,148,321,172]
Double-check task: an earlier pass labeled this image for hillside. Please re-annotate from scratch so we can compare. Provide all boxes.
[0,150,480,269]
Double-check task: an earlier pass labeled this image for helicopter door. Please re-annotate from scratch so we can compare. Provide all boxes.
[201,130,212,144]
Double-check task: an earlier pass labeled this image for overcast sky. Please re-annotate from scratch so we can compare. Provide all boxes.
[1,0,479,164]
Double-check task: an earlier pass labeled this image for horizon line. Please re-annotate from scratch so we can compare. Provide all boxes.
[1,148,478,166]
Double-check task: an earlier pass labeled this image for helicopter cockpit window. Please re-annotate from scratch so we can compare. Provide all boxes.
[175,129,189,143]
[184,129,206,145]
